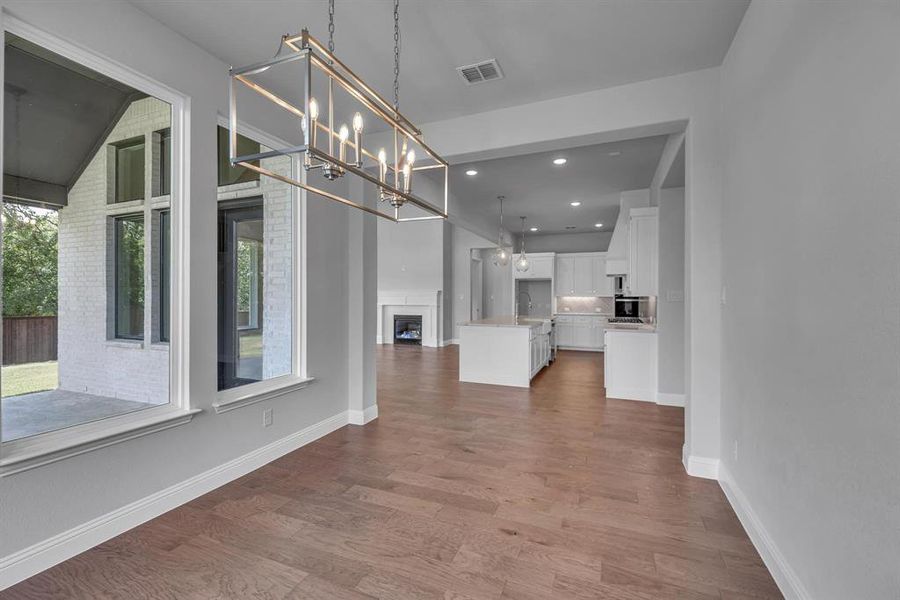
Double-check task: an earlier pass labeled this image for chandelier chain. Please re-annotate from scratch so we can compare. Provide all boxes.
[393,0,401,111]
[327,0,335,54]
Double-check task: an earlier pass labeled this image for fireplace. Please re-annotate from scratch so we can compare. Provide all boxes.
[394,315,422,345]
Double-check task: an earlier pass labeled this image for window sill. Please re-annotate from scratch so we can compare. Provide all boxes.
[0,406,201,477]
[212,375,316,414]
[106,339,144,349]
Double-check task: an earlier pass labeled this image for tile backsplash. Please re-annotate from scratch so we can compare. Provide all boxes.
[556,296,614,315]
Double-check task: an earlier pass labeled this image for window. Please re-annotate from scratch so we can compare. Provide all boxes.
[113,136,145,203]
[158,210,170,343]
[216,129,294,393]
[114,215,144,340]
[1,30,183,453]
[217,125,260,186]
[156,128,171,197]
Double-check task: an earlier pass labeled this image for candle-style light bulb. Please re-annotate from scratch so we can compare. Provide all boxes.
[377,148,387,183]
[404,150,416,193]
[338,124,349,163]
[307,97,319,148]
[402,163,412,194]
[352,112,363,166]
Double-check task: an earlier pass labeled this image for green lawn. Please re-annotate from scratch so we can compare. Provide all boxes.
[240,331,262,358]
[1,361,58,397]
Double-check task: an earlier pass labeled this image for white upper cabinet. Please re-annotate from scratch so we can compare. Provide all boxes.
[516,253,554,279]
[573,256,593,295]
[592,257,615,296]
[555,256,575,295]
[627,207,659,297]
[555,253,614,297]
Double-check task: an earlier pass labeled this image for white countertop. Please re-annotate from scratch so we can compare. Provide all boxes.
[554,312,613,317]
[461,316,548,329]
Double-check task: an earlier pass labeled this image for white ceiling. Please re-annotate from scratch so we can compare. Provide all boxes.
[452,135,669,235]
[130,0,749,126]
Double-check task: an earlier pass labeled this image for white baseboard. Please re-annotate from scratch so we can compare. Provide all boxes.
[656,392,686,407]
[348,404,378,425]
[376,335,383,344]
[0,411,350,591]
[605,387,656,402]
[447,338,459,345]
[683,450,720,480]
[558,346,603,353]
[719,464,810,600]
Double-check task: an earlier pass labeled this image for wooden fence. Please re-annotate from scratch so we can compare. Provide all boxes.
[2,316,58,365]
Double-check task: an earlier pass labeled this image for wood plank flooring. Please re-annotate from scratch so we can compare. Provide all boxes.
[2,346,782,599]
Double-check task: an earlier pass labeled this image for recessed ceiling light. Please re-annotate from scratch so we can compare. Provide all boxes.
[607,151,621,156]
[529,227,538,232]
[553,158,567,165]
[465,169,478,176]
[594,223,603,228]
[565,226,576,230]
[570,201,581,207]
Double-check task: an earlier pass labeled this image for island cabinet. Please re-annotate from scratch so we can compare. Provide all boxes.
[555,253,614,297]
[459,317,551,388]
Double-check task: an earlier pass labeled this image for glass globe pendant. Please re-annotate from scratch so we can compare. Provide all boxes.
[492,195,511,267]
[515,216,530,272]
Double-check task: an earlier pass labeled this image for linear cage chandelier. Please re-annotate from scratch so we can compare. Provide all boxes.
[227,2,448,222]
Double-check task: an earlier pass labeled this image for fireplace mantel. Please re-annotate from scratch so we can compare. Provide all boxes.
[377,290,442,347]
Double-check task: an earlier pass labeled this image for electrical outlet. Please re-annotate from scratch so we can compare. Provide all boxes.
[733,440,738,463]
[263,408,273,428]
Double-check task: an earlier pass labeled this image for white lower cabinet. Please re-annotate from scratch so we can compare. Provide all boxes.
[529,330,551,377]
[555,315,607,350]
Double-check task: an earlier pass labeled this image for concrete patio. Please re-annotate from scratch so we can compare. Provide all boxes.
[1,390,164,441]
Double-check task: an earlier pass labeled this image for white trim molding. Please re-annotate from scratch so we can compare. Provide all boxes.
[212,376,316,414]
[682,445,720,480]
[719,465,811,600]
[656,392,686,407]
[0,410,350,591]
[348,404,378,426]
[0,408,200,477]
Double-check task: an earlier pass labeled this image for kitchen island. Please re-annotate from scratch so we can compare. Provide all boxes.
[458,316,552,387]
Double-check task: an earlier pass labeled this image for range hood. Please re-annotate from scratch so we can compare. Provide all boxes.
[605,189,650,276]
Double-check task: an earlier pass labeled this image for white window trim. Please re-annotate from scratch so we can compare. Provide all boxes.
[211,115,311,415]
[0,14,196,476]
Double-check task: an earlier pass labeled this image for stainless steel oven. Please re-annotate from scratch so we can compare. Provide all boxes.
[614,296,641,319]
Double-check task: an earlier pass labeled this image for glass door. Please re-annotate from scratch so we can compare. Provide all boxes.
[218,199,264,390]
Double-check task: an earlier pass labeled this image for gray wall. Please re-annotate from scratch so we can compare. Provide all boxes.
[719,2,900,598]
[449,224,494,339]
[657,187,684,396]
[0,0,364,561]
[514,231,612,253]
[376,218,444,291]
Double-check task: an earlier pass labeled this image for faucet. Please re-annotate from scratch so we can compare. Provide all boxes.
[516,290,533,318]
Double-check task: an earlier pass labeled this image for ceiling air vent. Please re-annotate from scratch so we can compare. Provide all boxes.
[457,59,504,85]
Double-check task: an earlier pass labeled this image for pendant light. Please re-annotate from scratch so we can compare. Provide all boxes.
[515,216,530,273]
[492,196,511,267]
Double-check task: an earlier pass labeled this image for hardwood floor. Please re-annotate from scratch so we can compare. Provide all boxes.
[2,346,782,599]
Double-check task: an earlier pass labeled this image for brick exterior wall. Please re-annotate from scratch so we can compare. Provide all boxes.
[58,97,293,403]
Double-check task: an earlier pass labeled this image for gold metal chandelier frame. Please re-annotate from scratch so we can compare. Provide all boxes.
[228,29,449,222]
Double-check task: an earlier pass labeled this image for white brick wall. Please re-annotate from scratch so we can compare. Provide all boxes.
[58,97,171,403]
[59,98,296,402]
